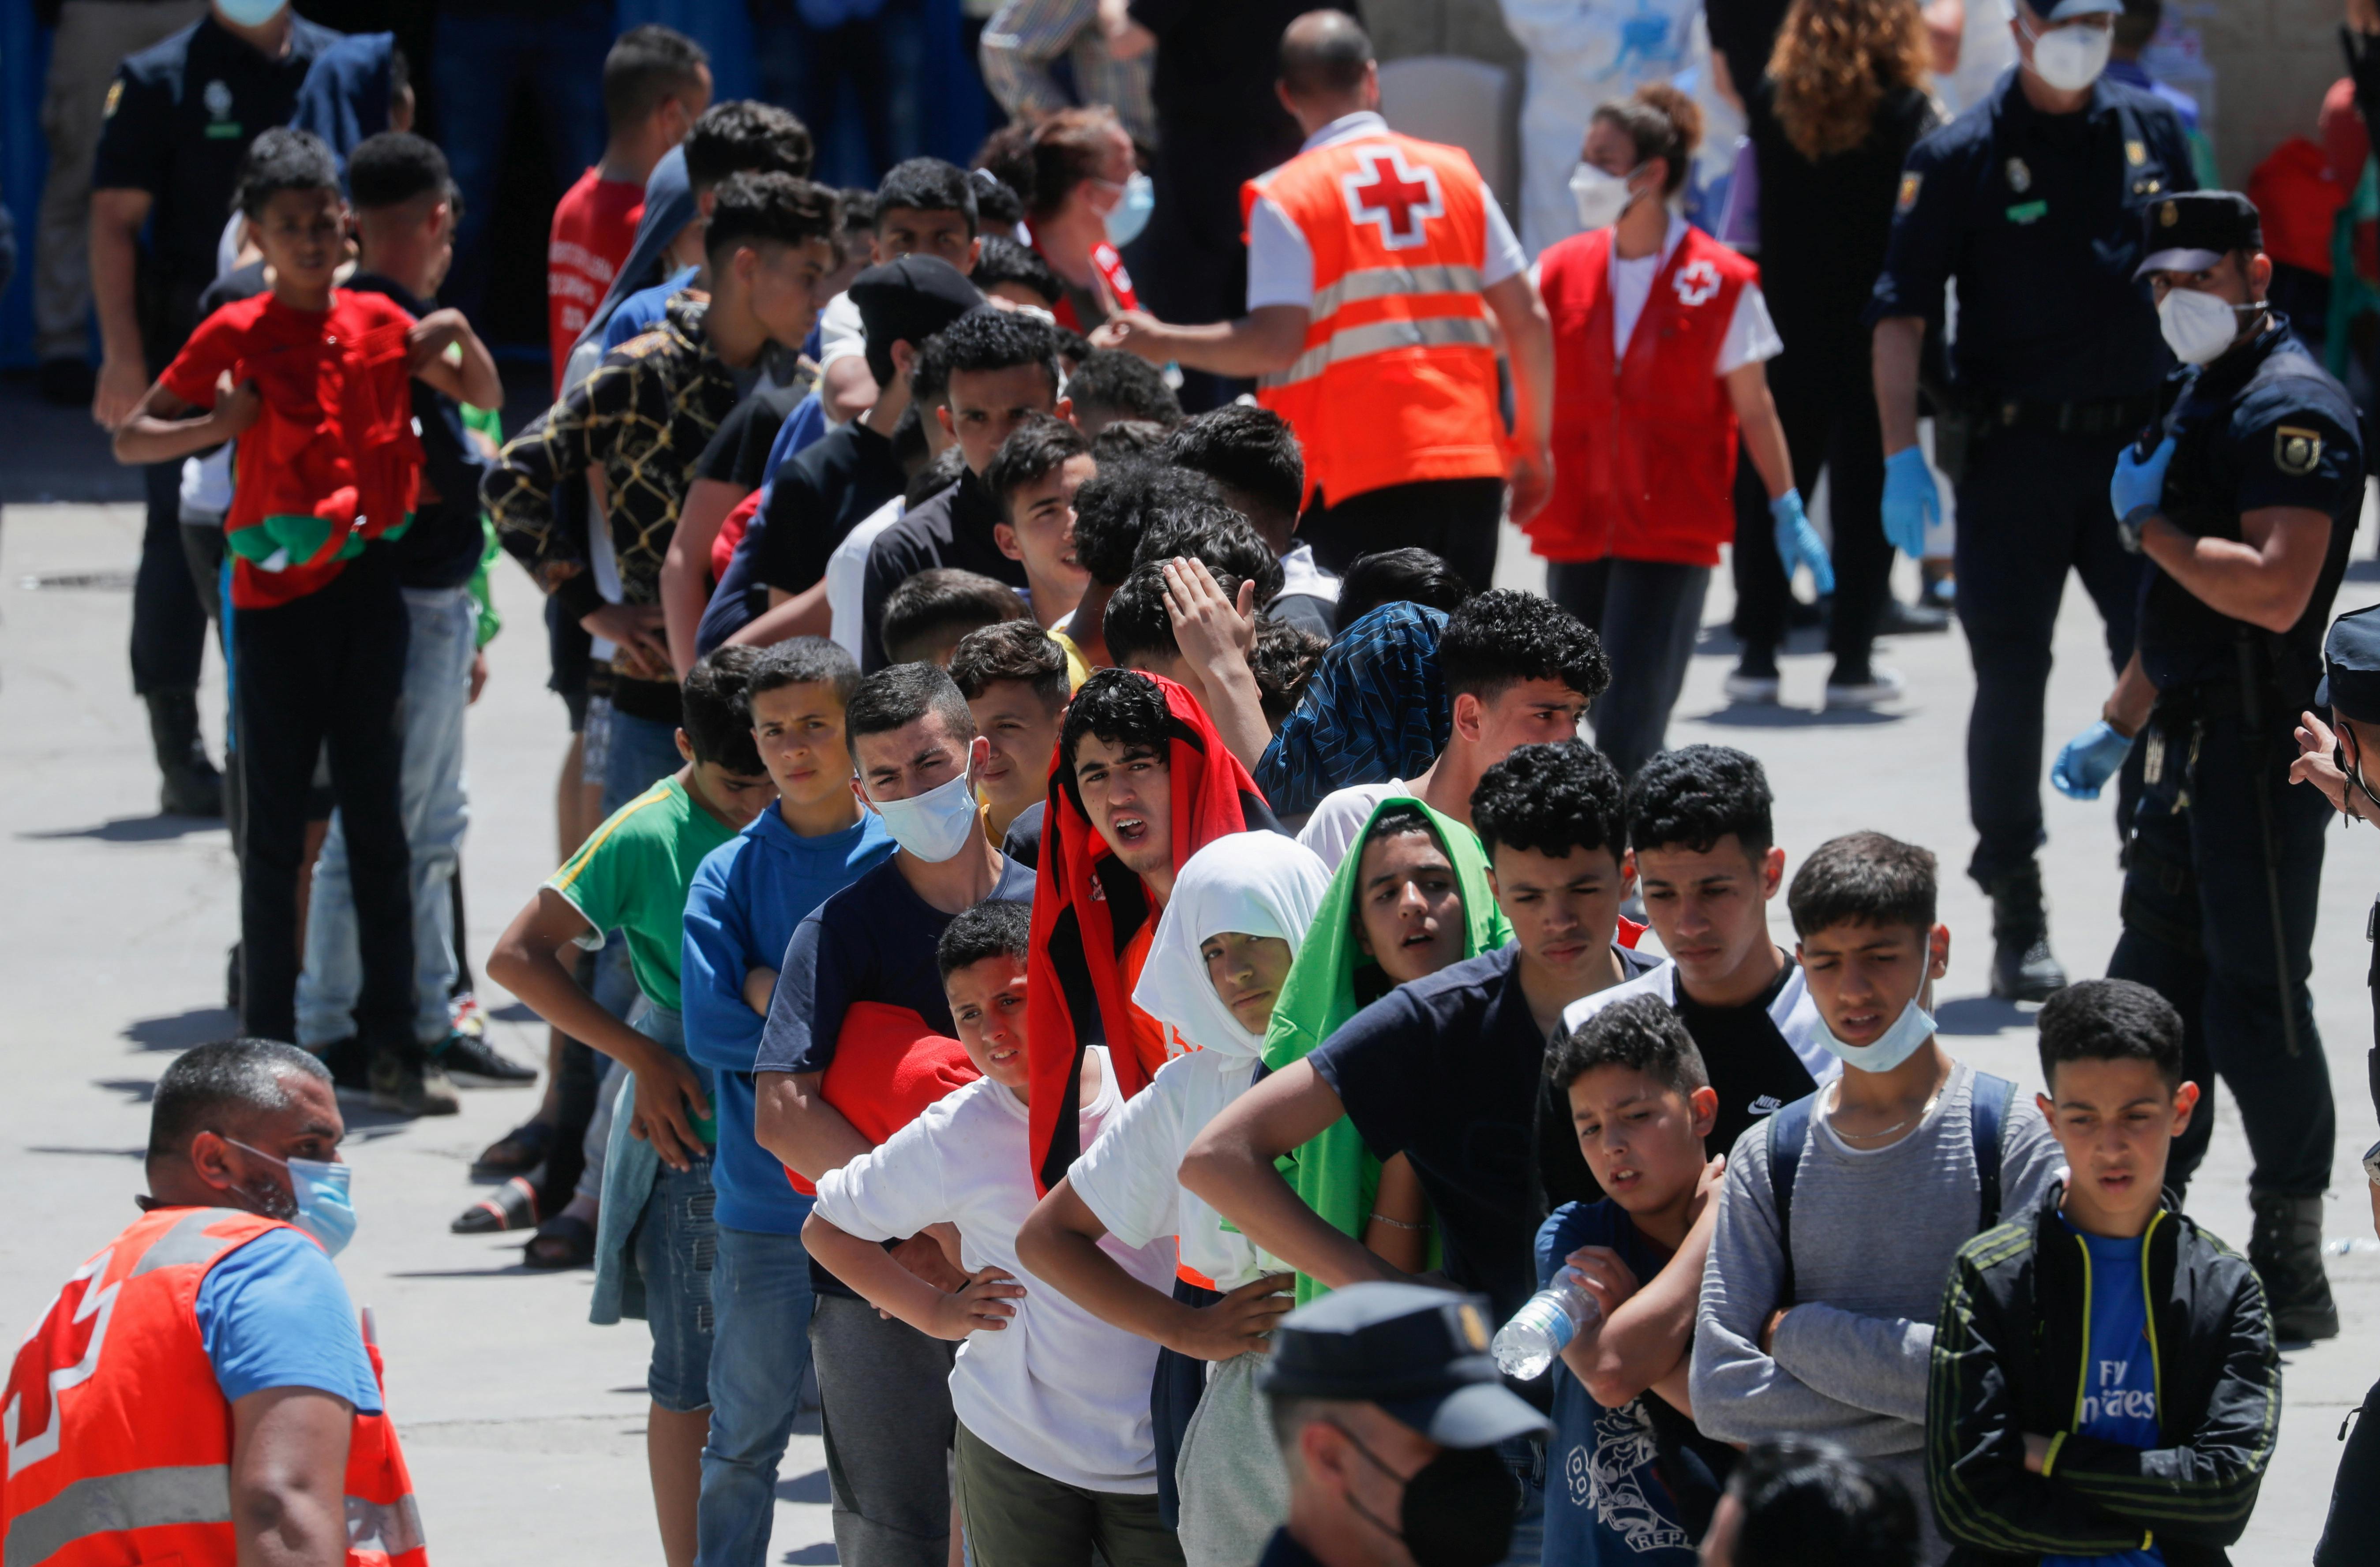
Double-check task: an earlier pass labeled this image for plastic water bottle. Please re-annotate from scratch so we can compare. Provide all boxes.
[1491,1269,1603,1380]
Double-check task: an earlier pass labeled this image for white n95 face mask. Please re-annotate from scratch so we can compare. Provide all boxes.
[2158,288,2257,365]
[2025,20,2112,92]
[1569,163,1642,232]
[1818,995,1937,1075]
[215,0,289,26]
[868,765,982,863]
[1104,172,1154,248]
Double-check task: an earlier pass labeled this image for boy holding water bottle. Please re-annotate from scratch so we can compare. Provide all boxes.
[1533,992,1738,1567]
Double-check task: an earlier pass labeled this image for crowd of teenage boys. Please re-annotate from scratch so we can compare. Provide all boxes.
[31,0,2380,1561]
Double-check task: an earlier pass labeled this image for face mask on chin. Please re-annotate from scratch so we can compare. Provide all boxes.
[1818,993,1938,1075]
[2022,18,2112,93]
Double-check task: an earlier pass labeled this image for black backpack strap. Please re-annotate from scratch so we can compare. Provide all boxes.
[1766,1095,1814,1309]
[1971,1072,2017,1231]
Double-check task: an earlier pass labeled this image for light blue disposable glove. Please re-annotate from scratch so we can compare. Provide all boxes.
[2110,434,2177,552]
[2051,719,2135,800]
[1881,446,1940,559]
[1770,489,1836,595]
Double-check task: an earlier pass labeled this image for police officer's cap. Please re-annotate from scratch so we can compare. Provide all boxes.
[2317,604,2380,725]
[2134,191,2264,280]
[2018,0,2121,20]
[1259,1283,1551,1448]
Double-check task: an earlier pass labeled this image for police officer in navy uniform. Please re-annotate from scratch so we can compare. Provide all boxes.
[2050,190,2361,1343]
[1868,0,2194,1002]
[1256,1283,1549,1567]
[86,0,342,818]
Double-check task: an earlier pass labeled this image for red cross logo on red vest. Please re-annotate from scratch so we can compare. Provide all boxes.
[1339,145,1446,251]
[1672,259,1722,308]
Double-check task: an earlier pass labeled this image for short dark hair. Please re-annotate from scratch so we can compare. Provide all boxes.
[1362,802,1443,857]
[1105,558,1226,669]
[937,896,1033,980]
[882,568,1028,666]
[1627,745,1774,858]
[1726,1440,1920,1567]
[233,127,341,218]
[1439,590,1609,705]
[1136,503,1286,606]
[1471,740,1626,862]
[2036,978,2186,1091]
[951,617,1071,710]
[347,131,449,211]
[846,661,979,746]
[906,443,967,509]
[983,413,1092,515]
[682,645,765,773]
[705,172,840,265]
[1252,617,1328,728]
[1334,548,1473,634]
[603,24,708,130]
[1059,667,1172,778]
[1071,460,1226,587]
[685,100,813,191]
[1278,9,1373,99]
[876,157,979,234]
[1066,350,1184,429]
[1548,992,1710,1100]
[972,234,1063,305]
[1787,832,1937,939]
[838,186,878,236]
[938,306,1064,398]
[149,1038,332,1163]
[1161,405,1304,524]
[748,636,859,707]
[909,329,956,410]
[1092,420,1171,460]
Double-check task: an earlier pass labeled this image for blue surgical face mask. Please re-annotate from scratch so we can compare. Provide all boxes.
[215,0,289,28]
[867,762,982,863]
[1818,995,1937,1075]
[1102,172,1154,248]
[230,1139,358,1257]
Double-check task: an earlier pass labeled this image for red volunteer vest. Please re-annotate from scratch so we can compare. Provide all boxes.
[1,1208,427,1567]
[1530,224,1757,566]
[1241,130,1508,507]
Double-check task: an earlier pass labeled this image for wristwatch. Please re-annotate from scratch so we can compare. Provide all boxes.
[2116,505,2156,555]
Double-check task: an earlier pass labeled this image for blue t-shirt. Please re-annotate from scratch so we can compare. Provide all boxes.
[2044,1226,2164,1567]
[195,1226,384,1412]
[1535,1200,1730,1566]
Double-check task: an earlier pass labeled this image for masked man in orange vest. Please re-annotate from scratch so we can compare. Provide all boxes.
[1093,9,1555,592]
[3,1039,424,1567]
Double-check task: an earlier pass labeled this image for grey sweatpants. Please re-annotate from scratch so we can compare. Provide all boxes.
[810,1292,959,1567]
[1175,1352,1289,1567]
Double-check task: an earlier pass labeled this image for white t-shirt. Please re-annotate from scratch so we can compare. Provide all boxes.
[817,290,867,368]
[826,494,907,659]
[1245,112,1530,313]
[1294,779,1411,872]
[1068,1047,1280,1293]
[1278,543,1341,605]
[813,1050,1174,1493]
[1601,212,1781,374]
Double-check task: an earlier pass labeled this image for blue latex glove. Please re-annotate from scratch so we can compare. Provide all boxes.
[2109,434,2177,551]
[2051,720,2134,800]
[1881,446,1939,559]
[1770,489,1836,595]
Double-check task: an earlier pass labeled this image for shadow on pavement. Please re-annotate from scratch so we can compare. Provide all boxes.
[123,1007,238,1051]
[781,1548,836,1564]
[21,814,226,842]
[775,1469,830,1505]
[1934,994,2034,1036]
[1694,703,1903,729]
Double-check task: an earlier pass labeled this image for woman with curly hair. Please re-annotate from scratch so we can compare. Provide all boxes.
[1729,0,1941,710]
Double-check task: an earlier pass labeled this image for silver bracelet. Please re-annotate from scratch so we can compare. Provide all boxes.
[1367,1212,1425,1230]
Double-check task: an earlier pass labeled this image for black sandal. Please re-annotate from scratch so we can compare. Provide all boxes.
[471,1118,556,1178]
[522,1214,596,1270]
[452,1177,541,1234]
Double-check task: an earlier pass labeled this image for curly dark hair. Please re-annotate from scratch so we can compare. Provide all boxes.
[875,156,978,232]
[1334,548,1474,635]
[1786,832,1936,939]
[1438,590,1609,705]
[1251,617,1328,729]
[1547,991,1709,1098]
[682,645,765,774]
[1160,405,1304,525]
[1092,419,1171,460]
[1469,740,1625,861]
[1070,460,1226,587]
[1058,667,1173,781]
[2036,978,2185,1092]
[1626,744,1773,857]
[936,305,1063,397]
[1725,1439,1920,1567]
[1103,559,1221,670]
[972,234,1063,306]
[1066,350,1184,429]
[685,100,813,191]
[233,127,339,218]
[936,896,1033,979]
[1135,503,1285,606]
[705,171,841,264]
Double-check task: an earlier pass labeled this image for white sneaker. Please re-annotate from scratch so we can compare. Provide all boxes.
[1723,669,1781,704]
[1825,668,1907,709]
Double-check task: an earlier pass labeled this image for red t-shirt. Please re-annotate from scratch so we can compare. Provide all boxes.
[548,167,646,392]
[161,289,424,610]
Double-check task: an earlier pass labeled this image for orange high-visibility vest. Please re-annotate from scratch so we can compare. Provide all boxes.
[1242,130,1509,508]
[1,1207,427,1567]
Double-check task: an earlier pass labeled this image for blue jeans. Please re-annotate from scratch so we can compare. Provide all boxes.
[1492,1436,1545,1567]
[297,587,476,1047]
[697,1223,820,1567]
[605,707,687,814]
[431,0,611,328]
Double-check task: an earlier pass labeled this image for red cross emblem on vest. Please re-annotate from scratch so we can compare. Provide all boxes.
[1339,145,1445,251]
[1672,259,1722,308]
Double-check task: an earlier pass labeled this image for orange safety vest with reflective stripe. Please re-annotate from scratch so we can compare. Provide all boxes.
[1,1207,427,1567]
[1241,131,1509,508]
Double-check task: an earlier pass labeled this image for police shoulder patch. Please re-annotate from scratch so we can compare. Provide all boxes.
[2275,425,2324,477]
[104,79,123,119]
[1897,172,1922,214]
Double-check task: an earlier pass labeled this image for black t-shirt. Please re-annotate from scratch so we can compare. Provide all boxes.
[92,14,345,358]
[1703,0,1792,89]
[1671,960,1822,1163]
[346,271,492,591]
[858,468,1026,670]
[1747,77,1938,348]
[751,420,906,599]
[697,383,804,490]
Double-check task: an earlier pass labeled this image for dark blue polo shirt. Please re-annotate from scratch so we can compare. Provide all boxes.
[92,14,345,357]
[1867,71,2196,402]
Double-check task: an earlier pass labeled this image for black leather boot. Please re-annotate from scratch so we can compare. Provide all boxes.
[145,688,222,818]
[1986,862,2067,1002]
[2249,1188,2340,1342]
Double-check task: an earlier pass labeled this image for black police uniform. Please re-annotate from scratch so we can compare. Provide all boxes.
[90,11,341,705]
[1868,71,2195,919]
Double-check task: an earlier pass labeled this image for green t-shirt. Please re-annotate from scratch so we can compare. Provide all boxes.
[547,774,737,1013]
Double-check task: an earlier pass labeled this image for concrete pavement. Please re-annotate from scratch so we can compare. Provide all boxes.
[1,497,2372,1565]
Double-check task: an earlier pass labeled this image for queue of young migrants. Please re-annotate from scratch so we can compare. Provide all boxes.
[81,39,2283,1567]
